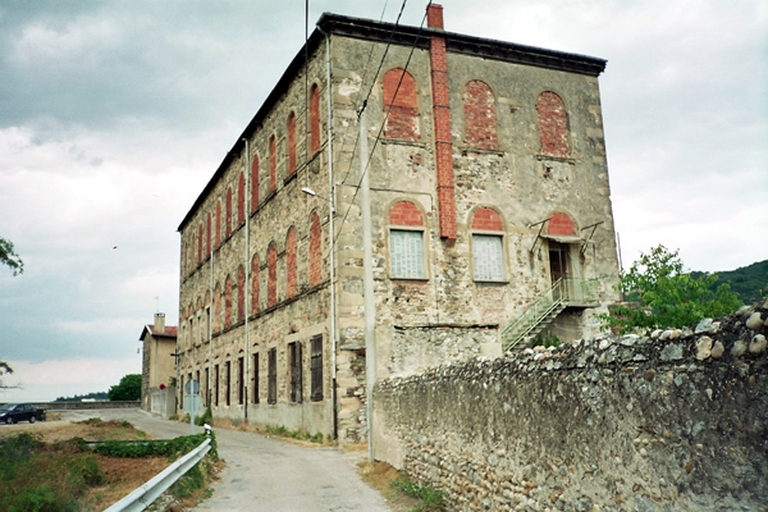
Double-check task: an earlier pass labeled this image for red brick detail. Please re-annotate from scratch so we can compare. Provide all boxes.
[310,84,321,154]
[226,188,233,236]
[215,201,221,247]
[269,135,277,193]
[237,173,245,226]
[309,212,322,286]
[213,283,220,334]
[251,155,259,212]
[427,3,444,29]
[429,29,457,240]
[237,265,245,322]
[267,244,277,307]
[206,212,211,255]
[287,112,297,175]
[251,256,259,314]
[547,212,576,236]
[286,228,297,299]
[536,91,569,158]
[197,224,203,264]
[389,201,424,226]
[224,275,233,329]
[472,208,503,231]
[463,81,498,150]
[383,68,419,141]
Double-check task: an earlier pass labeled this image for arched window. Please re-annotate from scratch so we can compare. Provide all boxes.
[286,228,297,299]
[237,265,245,322]
[383,68,419,141]
[287,112,297,175]
[224,275,233,330]
[251,154,259,212]
[463,80,498,150]
[206,212,211,255]
[226,187,233,236]
[197,224,203,265]
[251,255,259,314]
[269,135,277,193]
[237,173,245,225]
[309,212,322,287]
[471,207,505,282]
[388,201,426,279]
[310,84,321,154]
[213,283,221,334]
[215,201,221,247]
[536,91,569,157]
[267,243,277,307]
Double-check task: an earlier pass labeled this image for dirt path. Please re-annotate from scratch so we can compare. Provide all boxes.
[53,408,392,512]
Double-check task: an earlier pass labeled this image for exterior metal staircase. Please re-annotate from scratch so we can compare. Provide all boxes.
[501,277,599,352]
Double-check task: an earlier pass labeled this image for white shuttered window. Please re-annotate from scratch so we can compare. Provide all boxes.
[390,230,425,279]
[473,234,504,281]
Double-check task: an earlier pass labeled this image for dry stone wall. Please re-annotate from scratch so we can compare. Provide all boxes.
[373,302,768,511]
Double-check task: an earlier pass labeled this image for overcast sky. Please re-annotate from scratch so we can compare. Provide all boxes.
[1,0,765,401]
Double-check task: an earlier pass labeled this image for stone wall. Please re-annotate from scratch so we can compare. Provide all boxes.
[373,304,768,511]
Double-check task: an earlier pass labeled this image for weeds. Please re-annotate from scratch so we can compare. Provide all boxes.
[390,474,445,512]
[264,425,324,443]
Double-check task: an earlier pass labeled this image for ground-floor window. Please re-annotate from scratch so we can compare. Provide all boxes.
[252,353,259,404]
[268,348,277,404]
[238,356,244,405]
[225,361,231,406]
[289,342,303,403]
[214,364,219,406]
[310,335,323,402]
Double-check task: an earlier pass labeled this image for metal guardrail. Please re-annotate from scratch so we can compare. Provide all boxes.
[104,437,212,512]
[501,277,599,352]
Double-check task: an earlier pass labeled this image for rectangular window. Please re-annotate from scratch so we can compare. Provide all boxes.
[390,229,425,278]
[252,353,260,404]
[268,348,277,404]
[214,364,219,406]
[289,342,303,403]
[473,234,505,281]
[237,357,244,405]
[310,335,323,402]
[204,367,210,406]
[225,361,231,406]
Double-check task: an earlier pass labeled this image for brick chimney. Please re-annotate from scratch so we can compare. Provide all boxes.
[427,3,457,240]
[154,312,165,334]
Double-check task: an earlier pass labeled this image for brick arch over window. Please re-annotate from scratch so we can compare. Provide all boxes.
[269,135,277,193]
[309,212,322,287]
[226,188,233,236]
[310,84,321,154]
[536,91,569,157]
[389,200,424,226]
[471,207,504,231]
[251,154,259,212]
[213,282,221,334]
[463,80,498,150]
[197,224,203,264]
[287,112,297,175]
[547,212,576,236]
[383,68,419,141]
[215,201,221,247]
[224,275,233,329]
[267,243,277,307]
[286,228,297,299]
[237,265,245,322]
[251,255,259,314]
[206,212,211,255]
[237,173,245,226]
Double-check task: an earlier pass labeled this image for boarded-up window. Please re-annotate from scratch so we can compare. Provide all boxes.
[269,135,277,193]
[383,68,419,141]
[237,173,245,225]
[471,208,505,282]
[267,244,277,307]
[287,112,297,175]
[226,187,233,236]
[286,228,297,299]
[536,91,569,157]
[389,201,425,279]
[251,155,259,212]
[463,80,498,150]
[309,212,322,287]
[310,335,323,402]
[310,84,321,153]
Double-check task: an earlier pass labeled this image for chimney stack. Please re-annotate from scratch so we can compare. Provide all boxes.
[154,312,165,334]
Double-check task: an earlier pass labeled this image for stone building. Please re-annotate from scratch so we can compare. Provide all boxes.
[138,312,177,417]
[176,5,620,442]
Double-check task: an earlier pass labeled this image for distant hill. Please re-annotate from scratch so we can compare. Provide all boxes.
[693,259,768,305]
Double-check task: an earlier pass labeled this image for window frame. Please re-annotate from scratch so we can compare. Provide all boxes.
[310,335,323,402]
[471,232,507,283]
[289,341,303,403]
[267,348,277,404]
[388,226,428,280]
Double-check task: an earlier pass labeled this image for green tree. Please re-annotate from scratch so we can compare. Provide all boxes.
[604,245,742,333]
[107,374,142,401]
[0,361,15,390]
[0,238,24,275]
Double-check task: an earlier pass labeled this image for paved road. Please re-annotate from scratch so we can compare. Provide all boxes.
[56,408,392,512]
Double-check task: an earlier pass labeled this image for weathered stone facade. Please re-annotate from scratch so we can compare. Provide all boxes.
[138,313,177,416]
[177,5,620,442]
[373,304,768,511]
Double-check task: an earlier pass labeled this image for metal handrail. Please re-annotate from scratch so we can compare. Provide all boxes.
[501,277,598,352]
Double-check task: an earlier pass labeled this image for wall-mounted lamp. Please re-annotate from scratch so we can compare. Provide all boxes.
[301,187,335,212]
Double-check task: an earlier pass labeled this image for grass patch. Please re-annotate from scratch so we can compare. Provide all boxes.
[358,461,445,512]
[390,474,444,512]
[264,424,325,444]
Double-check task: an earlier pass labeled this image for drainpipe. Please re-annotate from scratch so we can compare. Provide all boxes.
[243,138,250,421]
[320,26,338,441]
[209,244,213,408]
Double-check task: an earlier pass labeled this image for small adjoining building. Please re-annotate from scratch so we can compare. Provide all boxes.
[176,4,621,443]
[138,312,177,417]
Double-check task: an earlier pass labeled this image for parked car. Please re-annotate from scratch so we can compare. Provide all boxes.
[0,403,45,424]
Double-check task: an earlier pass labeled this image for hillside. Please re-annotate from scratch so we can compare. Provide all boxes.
[693,259,768,304]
